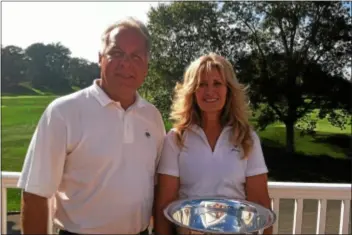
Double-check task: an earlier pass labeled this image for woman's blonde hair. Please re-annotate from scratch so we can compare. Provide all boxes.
[169,53,254,159]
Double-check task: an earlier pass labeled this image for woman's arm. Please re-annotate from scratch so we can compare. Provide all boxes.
[154,173,180,235]
[245,173,272,234]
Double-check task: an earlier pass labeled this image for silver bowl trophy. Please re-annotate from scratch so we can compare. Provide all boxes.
[164,197,276,234]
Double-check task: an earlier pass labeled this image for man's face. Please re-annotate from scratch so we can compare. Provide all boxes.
[99,26,148,98]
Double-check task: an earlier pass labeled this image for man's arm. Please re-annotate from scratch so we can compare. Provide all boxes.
[17,101,67,234]
[21,192,49,234]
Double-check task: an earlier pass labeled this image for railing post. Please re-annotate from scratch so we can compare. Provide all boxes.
[271,198,280,234]
[339,199,351,234]
[292,198,303,234]
[316,199,327,234]
[2,188,7,234]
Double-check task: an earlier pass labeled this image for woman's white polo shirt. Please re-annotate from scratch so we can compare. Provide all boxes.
[157,125,268,200]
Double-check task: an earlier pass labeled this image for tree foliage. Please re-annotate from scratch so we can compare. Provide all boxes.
[2,1,350,156]
[222,1,351,153]
[147,1,351,154]
[1,45,30,91]
[2,42,99,94]
[146,1,231,117]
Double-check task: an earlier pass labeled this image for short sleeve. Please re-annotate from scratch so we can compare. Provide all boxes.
[17,101,67,198]
[157,130,181,177]
[245,131,269,177]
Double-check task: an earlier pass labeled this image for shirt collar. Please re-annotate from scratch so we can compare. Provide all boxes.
[187,124,232,148]
[89,79,146,108]
[189,124,232,133]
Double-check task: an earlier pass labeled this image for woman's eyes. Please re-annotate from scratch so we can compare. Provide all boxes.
[199,81,223,87]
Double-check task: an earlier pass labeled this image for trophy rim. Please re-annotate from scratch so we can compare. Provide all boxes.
[163,196,277,234]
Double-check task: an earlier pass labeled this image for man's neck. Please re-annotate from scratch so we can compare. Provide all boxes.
[115,96,136,110]
[98,79,136,110]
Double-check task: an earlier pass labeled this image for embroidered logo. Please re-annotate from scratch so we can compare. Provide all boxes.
[145,131,151,138]
[231,146,241,153]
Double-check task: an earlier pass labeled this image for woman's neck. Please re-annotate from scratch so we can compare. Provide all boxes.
[201,112,222,133]
[201,112,222,152]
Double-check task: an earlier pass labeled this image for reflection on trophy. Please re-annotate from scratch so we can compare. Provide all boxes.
[165,197,276,235]
[200,201,227,228]
[241,206,255,227]
[172,205,191,226]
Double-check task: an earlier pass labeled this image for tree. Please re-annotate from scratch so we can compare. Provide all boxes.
[25,43,49,89]
[45,42,72,91]
[25,42,72,92]
[68,57,99,88]
[1,45,29,92]
[222,1,351,154]
[147,1,228,117]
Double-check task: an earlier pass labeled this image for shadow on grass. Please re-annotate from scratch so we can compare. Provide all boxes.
[2,86,39,96]
[2,84,76,97]
[312,133,351,156]
[262,138,351,183]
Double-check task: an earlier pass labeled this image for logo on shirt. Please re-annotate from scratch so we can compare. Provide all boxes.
[231,146,241,153]
[145,131,151,138]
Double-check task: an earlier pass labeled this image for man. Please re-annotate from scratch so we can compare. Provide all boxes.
[17,17,166,234]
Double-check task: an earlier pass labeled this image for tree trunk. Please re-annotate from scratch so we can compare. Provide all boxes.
[285,120,295,156]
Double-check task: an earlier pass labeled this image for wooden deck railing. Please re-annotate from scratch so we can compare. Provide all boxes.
[1,171,351,234]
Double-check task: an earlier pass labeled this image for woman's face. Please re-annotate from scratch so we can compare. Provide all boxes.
[195,67,228,115]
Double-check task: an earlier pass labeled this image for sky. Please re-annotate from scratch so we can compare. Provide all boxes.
[2,2,160,63]
[2,1,351,79]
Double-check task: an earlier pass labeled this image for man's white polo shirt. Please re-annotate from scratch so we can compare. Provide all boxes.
[157,125,268,200]
[17,80,166,234]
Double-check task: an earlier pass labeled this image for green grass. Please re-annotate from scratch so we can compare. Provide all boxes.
[2,96,56,211]
[1,95,351,211]
[257,122,349,159]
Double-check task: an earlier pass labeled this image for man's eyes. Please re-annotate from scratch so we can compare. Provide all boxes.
[108,50,142,60]
[131,54,142,60]
[108,50,123,57]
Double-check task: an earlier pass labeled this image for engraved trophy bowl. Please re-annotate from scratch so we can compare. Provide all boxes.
[164,197,276,234]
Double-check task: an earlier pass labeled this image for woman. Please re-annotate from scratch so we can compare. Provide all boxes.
[154,53,272,235]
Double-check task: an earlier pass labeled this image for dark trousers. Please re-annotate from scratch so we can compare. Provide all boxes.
[59,227,149,235]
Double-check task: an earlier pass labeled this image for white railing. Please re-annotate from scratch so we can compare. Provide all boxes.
[1,171,54,234]
[1,171,351,234]
[269,182,351,234]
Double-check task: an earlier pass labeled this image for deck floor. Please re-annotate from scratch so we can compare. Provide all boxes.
[6,200,351,234]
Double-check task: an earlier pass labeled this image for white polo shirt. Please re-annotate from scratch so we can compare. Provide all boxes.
[157,125,268,200]
[17,80,166,234]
